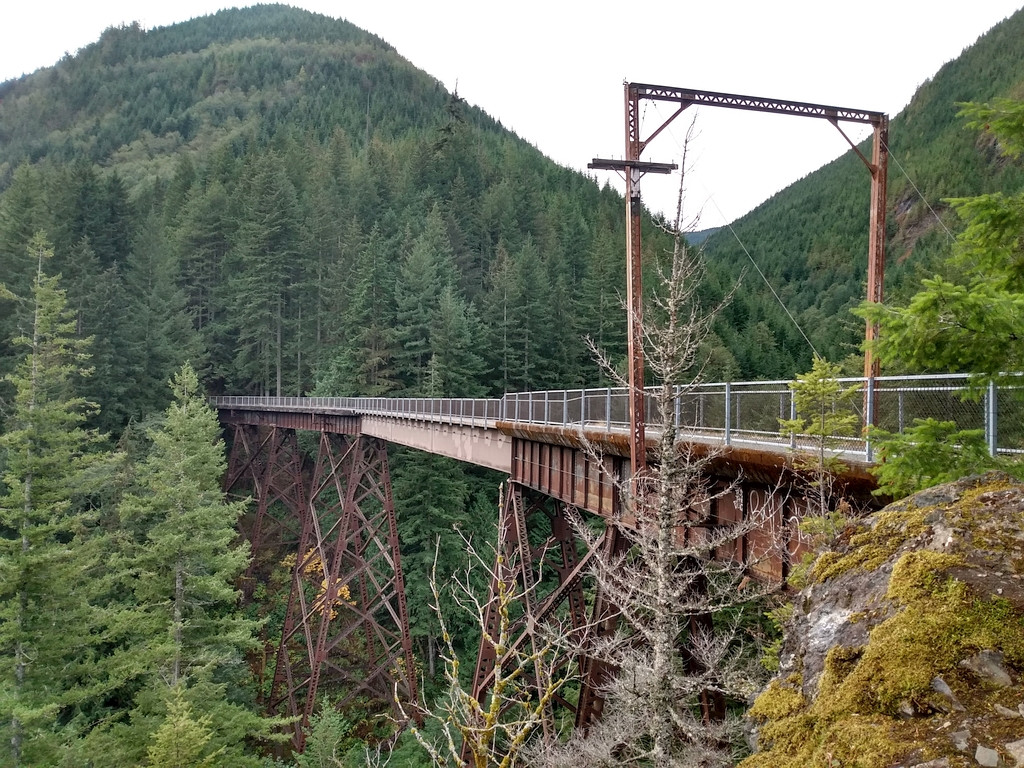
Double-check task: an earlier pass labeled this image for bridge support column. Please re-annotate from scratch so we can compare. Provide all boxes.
[468,482,617,754]
[223,425,416,752]
[224,424,308,603]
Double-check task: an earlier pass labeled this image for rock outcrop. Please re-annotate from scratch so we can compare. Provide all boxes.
[740,472,1024,767]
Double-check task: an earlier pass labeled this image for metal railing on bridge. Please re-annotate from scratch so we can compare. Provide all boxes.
[212,373,1023,464]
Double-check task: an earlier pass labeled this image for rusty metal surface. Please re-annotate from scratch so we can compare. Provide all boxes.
[220,407,362,435]
[630,83,885,125]
[469,488,604,751]
[499,423,878,509]
[510,437,622,519]
[625,82,648,483]
[223,426,415,752]
[224,425,308,605]
[864,115,890,381]
[619,81,890,383]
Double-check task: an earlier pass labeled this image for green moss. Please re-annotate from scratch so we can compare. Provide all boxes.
[817,645,863,703]
[812,504,929,582]
[815,717,905,767]
[885,550,965,604]
[748,678,806,721]
[743,541,1024,765]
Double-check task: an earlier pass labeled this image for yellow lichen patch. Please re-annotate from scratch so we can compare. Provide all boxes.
[955,478,1017,513]
[947,479,1024,563]
[812,504,929,582]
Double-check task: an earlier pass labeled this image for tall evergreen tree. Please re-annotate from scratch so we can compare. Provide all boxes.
[0,166,50,410]
[78,363,266,766]
[119,210,204,420]
[118,362,253,687]
[394,205,458,394]
[0,234,99,766]
[426,284,485,397]
[224,152,302,395]
[315,223,399,397]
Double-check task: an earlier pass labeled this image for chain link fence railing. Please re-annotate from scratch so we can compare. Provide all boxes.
[211,374,1024,463]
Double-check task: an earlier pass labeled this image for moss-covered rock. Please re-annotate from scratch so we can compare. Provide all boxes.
[741,472,1024,768]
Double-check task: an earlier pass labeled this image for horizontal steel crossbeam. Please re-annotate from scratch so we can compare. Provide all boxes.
[631,82,885,124]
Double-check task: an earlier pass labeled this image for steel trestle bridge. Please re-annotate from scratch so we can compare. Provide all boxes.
[214,372,1020,750]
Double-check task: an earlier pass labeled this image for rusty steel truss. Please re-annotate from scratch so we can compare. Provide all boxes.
[223,421,416,752]
[466,483,596,757]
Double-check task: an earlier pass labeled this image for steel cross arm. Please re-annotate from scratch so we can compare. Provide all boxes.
[631,82,885,126]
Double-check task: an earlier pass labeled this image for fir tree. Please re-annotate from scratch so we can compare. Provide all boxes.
[0,234,99,766]
[78,363,271,766]
[118,362,253,686]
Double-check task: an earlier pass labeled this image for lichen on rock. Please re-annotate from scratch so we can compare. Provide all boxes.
[740,472,1024,768]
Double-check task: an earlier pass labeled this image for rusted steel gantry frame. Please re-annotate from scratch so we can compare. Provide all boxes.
[593,83,889,476]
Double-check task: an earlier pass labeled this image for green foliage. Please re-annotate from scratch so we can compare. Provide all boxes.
[294,702,355,768]
[870,418,1003,498]
[857,95,1024,380]
[118,363,254,683]
[0,235,102,765]
[760,603,795,673]
[959,97,1024,158]
[69,364,273,766]
[780,356,860,449]
[145,686,224,768]
[780,356,860,513]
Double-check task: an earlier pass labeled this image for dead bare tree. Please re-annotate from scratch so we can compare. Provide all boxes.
[531,121,787,767]
[395,498,578,768]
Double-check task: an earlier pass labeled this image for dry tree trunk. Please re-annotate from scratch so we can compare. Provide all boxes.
[531,119,788,767]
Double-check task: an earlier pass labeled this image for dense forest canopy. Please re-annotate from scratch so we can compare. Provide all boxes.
[3,4,1024,764]
[3,5,1024,410]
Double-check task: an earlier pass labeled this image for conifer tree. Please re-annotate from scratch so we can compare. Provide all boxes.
[225,152,302,395]
[427,284,485,398]
[315,224,399,397]
[117,362,253,687]
[144,686,224,768]
[394,205,458,394]
[78,363,269,766]
[0,234,99,766]
[779,355,860,515]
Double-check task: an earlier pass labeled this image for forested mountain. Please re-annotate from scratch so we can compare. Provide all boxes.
[3,4,1024,764]
[5,6,1024,413]
[0,4,668,435]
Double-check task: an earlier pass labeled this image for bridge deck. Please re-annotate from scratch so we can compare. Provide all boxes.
[214,373,1021,510]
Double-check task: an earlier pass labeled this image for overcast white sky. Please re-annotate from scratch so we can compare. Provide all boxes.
[2,1,1022,225]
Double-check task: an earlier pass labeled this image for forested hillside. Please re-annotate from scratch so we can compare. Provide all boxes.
[0,4,673,433]
[4,3,1024,764]
[702,8,1024,376]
